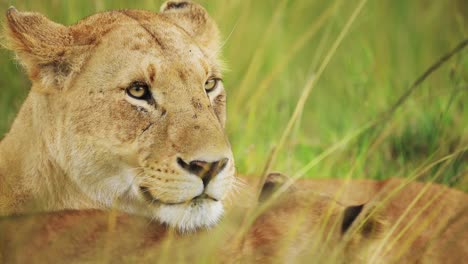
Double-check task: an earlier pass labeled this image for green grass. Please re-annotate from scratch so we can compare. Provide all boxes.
[0,0,467,190]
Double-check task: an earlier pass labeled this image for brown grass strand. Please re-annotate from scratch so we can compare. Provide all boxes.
[379,38,468,121]
[287,37,468,181]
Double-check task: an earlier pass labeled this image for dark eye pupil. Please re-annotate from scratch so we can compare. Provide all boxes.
[134,87,143,93]
[132,85,145,94]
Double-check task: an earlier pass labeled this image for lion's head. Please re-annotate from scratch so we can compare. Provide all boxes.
[4,1,234,231]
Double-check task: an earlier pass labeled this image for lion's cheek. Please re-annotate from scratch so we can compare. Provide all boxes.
[71,98,154,145]
[108,100,155,144]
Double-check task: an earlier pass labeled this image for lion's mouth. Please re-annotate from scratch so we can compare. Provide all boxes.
[139,186,218,205]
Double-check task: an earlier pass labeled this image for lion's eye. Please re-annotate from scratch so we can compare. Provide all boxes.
[126,82,151,100]
[205,78,220,93]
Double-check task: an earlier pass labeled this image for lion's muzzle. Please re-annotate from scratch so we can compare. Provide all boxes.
[176,157,229,189]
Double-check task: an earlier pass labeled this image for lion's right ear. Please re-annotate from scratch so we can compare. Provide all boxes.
[5,7,76,92]
[159,1,221,58]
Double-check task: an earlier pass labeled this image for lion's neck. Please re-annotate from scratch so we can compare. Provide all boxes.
[0,94,95,215]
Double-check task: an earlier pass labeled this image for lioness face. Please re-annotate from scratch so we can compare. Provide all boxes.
[6,1,234,231]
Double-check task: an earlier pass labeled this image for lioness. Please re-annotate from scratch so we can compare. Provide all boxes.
[0,1,236,231]
[1,176,466,263]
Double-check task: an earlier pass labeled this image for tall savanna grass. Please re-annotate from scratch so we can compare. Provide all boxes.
[0,0,466,262]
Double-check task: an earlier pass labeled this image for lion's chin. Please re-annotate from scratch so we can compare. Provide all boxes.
[155,200,224,232]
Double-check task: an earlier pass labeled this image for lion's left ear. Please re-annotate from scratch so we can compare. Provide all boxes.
[160,1,220,58]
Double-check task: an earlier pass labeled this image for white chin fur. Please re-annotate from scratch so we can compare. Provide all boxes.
[156,200,223,232]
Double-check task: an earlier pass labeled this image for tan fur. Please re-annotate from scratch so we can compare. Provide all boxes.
[1,177,465,263]
[296,178,468,263]
[0,1,235,230]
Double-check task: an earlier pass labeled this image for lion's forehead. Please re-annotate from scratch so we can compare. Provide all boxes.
[90,22,209,84]
[83,10,206,59]
[69,9,220,92]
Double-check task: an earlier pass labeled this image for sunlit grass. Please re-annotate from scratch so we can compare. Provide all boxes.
[0,0,466,262]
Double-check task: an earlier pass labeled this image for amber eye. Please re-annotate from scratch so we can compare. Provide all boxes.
[205,78,220,93]
[126,82,151,100]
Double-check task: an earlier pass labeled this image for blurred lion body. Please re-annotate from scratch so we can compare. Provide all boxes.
[1,177,466,263]
[295,178,468,263]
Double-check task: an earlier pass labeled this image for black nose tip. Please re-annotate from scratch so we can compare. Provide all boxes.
[177,157,229,187]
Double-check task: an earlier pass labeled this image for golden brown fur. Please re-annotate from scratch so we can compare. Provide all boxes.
[297,178,468,263]
[0,1,236,231]
[1,177,465,263]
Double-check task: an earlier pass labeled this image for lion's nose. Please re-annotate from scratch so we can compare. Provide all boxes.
[177,157,229,187]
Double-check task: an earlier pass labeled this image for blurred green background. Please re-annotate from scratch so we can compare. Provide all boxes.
[0,0,467,189]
